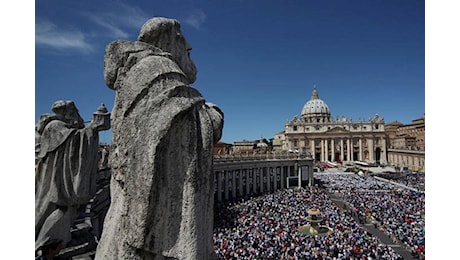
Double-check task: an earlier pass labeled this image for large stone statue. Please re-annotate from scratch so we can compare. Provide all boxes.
[95,17,224,260]
[35,101,111,251]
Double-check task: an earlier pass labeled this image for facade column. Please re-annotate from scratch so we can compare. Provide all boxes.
[409,156,414,170]
[382,138,387,164]
[359,138,363,161]
[325,139,329,162]
[297,164,302,188]
[310,139,315,158]
[347,138,351,162]
[340,139,344,162]
[331,139,335,162]
[320,139,324,162]
[369,138,374,162]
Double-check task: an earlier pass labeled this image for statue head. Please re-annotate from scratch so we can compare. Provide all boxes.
[51,100,85,129]
[138,17,197,83]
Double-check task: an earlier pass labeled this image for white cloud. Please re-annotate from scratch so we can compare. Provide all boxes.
[35,3,149,52]
[183,10,206,29]
[85,14,130,39]
[35,20,92,52]
[81,3,149,39]
[115,2,150,28]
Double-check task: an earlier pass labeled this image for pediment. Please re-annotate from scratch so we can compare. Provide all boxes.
[326,126,350,134]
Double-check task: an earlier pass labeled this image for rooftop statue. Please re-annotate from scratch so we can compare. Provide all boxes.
[35,101,111,252]
[95,17,224,260]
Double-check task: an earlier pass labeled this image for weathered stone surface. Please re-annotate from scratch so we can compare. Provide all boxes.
[95,17,224,260]
[35,101,111,252]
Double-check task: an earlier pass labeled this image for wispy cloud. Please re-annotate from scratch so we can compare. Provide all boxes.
[183,10,206,29]
[36,2,149,53]
[115,2,150,29]
[82,2,149,39]
[85,14,130,39]
[35,20,93,52]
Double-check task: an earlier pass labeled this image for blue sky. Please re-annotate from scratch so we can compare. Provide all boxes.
[3,1,458,256]
[35,0,425,144]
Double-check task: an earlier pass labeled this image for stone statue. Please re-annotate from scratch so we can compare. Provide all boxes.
[95,17,224,260]
[100,145,110,169]
[35,101,111,252]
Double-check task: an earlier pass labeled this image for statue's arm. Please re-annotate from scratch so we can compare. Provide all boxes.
[204,102,224,144]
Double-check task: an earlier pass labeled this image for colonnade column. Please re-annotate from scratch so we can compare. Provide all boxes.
[252,169,257,194]
[245,169,251,195]
[280,166,285,189]
[224,170,229,201]
[273,167,277,191]
[217,170,222,202]
[259,168,264,194]
[238,169,243,197]
[232,170,236,199]
[265,167,271,193]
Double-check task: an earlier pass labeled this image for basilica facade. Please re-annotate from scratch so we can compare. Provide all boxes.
[283,88,387,165]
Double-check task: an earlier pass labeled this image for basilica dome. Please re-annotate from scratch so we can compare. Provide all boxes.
[301,88,331,117]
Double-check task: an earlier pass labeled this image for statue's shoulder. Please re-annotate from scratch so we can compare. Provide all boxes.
[37,120,75,157]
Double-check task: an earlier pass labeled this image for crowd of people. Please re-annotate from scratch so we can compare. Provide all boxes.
[384,173,425,192]
[316,173,425,259]
[213,186,404,259]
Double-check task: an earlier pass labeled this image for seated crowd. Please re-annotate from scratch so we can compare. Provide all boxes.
[213,186,403,259]
[316,173,425,259]
[383,173,425,192]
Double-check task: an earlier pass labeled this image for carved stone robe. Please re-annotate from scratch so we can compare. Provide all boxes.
[35,120,99,250]
[95,40,223,260]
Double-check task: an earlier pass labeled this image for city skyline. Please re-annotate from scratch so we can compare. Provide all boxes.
[35,0,424,144]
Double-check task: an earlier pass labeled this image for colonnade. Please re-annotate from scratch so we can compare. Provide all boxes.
[213,158,313,202]
[387,149,425,172]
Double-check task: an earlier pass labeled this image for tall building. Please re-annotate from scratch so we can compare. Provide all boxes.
[385,115,425,172]
[283,87,387,164]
